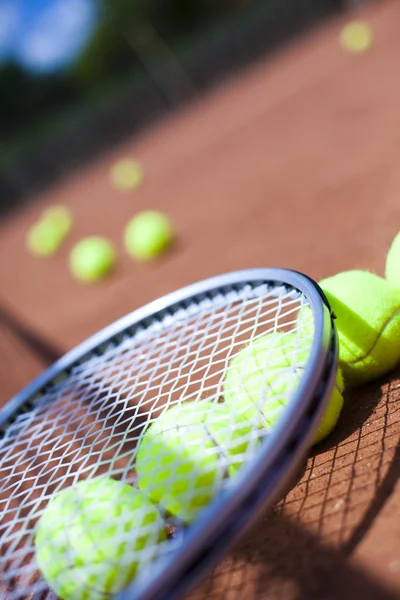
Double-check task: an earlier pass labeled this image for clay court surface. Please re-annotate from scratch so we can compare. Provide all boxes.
[0,0,399,598]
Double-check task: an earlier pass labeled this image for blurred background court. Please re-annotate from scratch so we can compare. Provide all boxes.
[0,0,399,598]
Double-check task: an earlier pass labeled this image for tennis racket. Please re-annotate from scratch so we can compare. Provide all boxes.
[0,268,337,600]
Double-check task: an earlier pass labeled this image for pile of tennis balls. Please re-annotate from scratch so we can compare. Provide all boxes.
[26,159,174,283]
[32,333,335,598]
[306,231,400,431]
[35,232,400,599]
[27,207,173,283]
[34,339,309,599]
[67,211,173,284]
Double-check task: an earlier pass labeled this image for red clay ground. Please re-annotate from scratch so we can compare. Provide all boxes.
[0,1,399,598]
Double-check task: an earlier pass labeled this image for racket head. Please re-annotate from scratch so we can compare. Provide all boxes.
[0,268,337,600]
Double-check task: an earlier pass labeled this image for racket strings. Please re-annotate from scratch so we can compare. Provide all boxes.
[0,283,313,599]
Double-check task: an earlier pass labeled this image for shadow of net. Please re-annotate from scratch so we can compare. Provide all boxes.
[190,366,400,599]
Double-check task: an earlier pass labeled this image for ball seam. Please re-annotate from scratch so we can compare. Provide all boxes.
[345,306,400,366]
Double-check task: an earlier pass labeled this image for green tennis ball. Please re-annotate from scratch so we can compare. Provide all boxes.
[110,158,144,192]
[223,333,344,444]
[26,206,73,257]
[320,270,400,385]
[136,401,255,523]
[43,205,73,236]
[69,237,116,283]
[224,332,312,410]
[314,368,344,444]
[249,367,344,443]
[385,232,400,290]
[35,478,166,600]
[124,211,173,261]
[27,220,64,257]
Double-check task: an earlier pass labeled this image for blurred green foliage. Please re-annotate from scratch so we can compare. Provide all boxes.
[0,0,232,148]
[75,0,227,84]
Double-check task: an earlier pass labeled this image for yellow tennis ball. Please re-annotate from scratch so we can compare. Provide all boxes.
[385,232,400,290]
[42,205,73,236]
[110,159,144,192]
[339,20,373,54]
[320,270,400,385]
[26,206,73,257]
[35,478,167,600]
[235,368,344,445]
[27,220,65,257]
[223,333,344,444]
[224,333,312,409]
[136,401,255,523]
[314,368,344,444]
[69,237,116,283]
[124,211,173,261]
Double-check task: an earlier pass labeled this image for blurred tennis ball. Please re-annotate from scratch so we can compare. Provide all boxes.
[69,236,116,283]
[223,332,344,444]
[27,220,65,257]
[136,401,255,523]
[320,270,400,384]
[35,478,167,600]
[110,159,144,192]
[124,211,173,261]
[385,232,400,290]
[339,20,374,54]
[42,205,73,236]
[26,205,73,257]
